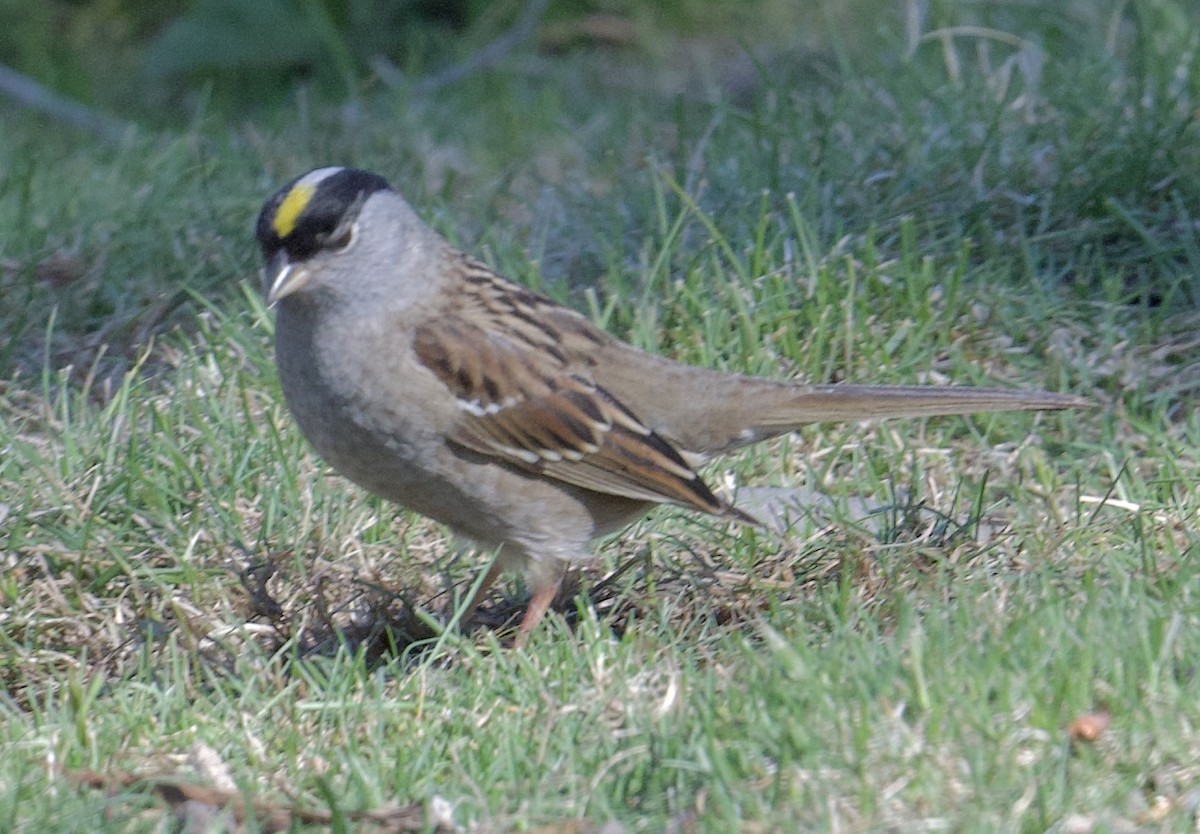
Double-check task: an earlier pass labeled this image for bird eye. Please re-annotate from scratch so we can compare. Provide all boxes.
[326,222,357,252]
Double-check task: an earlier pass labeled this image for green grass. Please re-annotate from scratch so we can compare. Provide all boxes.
[3,2,1199,831]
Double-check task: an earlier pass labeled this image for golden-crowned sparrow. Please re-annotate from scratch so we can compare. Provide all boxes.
[256,166,1088,646]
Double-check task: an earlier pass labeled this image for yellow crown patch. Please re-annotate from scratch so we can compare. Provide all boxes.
[273,182,316,239]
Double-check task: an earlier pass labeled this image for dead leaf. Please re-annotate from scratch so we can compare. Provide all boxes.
[1068,711,1111,744]
[64,768,448,832]
[35,253,87,289]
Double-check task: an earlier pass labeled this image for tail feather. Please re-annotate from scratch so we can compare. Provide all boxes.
[596,349,1092,457]
[698,383,1093,455]
[765,384,1090,426]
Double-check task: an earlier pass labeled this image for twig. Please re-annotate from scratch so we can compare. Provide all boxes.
[0,64,132,142]
[403,0,551,94]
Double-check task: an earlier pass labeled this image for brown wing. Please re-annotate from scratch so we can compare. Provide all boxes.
[411,263,745,518]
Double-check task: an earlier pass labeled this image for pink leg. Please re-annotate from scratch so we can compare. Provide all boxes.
[513,574,565,649]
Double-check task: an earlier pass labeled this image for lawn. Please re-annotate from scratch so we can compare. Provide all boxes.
[1,2,1198,831]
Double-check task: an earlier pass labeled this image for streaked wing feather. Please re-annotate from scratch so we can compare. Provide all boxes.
[412,312,731,517]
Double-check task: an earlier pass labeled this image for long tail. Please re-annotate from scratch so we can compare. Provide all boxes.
[769,384,1090,423]
[597,350,1092,456]
[689,383,1092,455]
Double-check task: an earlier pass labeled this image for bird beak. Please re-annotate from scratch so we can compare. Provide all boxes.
[264,250,310,307]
